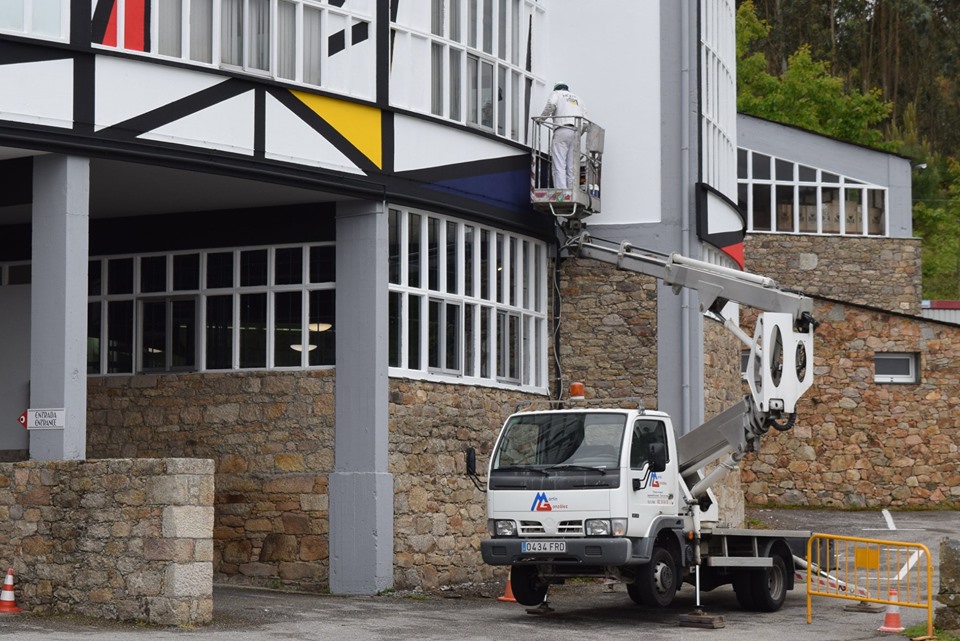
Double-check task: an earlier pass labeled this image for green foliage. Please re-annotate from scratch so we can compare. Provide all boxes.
[912,158,960,299]
[736,1,892,149]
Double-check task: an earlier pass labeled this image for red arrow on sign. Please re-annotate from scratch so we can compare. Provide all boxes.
[18,411,26,428]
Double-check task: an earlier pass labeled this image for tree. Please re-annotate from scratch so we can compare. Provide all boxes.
[736,1,892,149]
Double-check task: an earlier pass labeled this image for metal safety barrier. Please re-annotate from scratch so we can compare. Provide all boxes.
[805,533,933,638]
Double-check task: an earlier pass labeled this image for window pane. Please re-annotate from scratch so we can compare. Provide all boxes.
[278,0,296,80]
[389,291,401,367]
[449,48,462,120]
[304,6,322,85]
[141,256,167,293]
[445,302,460,370]
[508,236,516,304]
[799,186,817,232]
[172,299,196,368]
[408,294,421,369]
[32,0,61,36]
[464,303,474,375]
[495,233,504,302]
[107,300,134,373]
[108,258,134,295]
[464,225,474,296]
[88,260,102,296]
[87,302,101,374]
[510,0,519,64]
[248,0,271,71]
[467,55,478,123]
[467,0,477,47]
[449,0,461,41]
[446,221,458,294]
[798,165,817,182]
[868,189,885,235]
[274,291,302,366]
[775,158,793,181]
[308,289,335,366]
[142,300,167,370]
[775,185,794,232]
[389,209,401,285]
[0,1,24,31]
[480,60,493,127]
[480,305,490,377]
[428,299,441,368]
[480,229,490,299]
[752,184,771,231]
[173,253,200,290]
[431,0,443,35]
[428,217,440,291]
[159,0,183,57]
[497,65,506,135]
[310,246,336,283]
[876,355,911,377]
[845,188,862,234]
[737,148,747,178]
[206,295,233,369]
[240,293,267,367]
[408,213,421,287]
[207,251,234,288]
[481,0,492,53]
[822,187,840,233]
[240,249,268,286]
[498,0,506,58]
[190,0,213,62]
[431,43,444,116]
[275,247,303,285]
[221,0,242,65]
[752,153,770,180]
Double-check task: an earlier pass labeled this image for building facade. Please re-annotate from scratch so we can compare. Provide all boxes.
[0,0,746,593]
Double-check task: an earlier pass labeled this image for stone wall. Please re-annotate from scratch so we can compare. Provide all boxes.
[937,537,960,632]
[744,234,922,314]
[742,300,960,507]
[0,458,212,625]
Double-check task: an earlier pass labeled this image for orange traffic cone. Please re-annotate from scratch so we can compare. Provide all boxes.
[498,569,517,602]
[877,589,904,633]
[0,569,21,614]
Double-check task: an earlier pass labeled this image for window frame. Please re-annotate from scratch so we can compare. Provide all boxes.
[873,352,919,384]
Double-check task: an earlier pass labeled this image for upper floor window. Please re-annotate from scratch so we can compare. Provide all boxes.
[390,0,543,142]
[387,207,547,391]
[91,0,374,98]
[737,148,888,236]
[0,0,68,41]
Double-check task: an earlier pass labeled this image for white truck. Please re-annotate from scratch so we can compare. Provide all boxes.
[468,232,819,611]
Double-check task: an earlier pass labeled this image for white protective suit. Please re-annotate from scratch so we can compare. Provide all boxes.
[541,87,586,189]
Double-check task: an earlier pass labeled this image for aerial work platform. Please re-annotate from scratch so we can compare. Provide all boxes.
[530,115,605,226]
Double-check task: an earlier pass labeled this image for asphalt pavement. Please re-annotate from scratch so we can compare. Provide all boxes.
[0,508,955,641]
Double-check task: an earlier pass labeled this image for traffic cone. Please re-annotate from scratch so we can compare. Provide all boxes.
[877,589,904,633]
[0,569,21,614]
[498,569,516,602]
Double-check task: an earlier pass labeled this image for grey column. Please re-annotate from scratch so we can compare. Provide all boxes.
[329,200,393,594]
[29,155,90,461]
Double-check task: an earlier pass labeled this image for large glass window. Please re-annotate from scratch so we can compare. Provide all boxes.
[738,148,888,237]
[388,207,546,391]
[92,0,373,97]
[0,0,68,40]
[88,244,335,374]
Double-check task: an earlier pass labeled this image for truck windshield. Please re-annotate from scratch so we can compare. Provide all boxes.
[492,413,626,470]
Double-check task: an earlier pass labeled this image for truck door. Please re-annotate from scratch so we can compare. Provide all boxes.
[628,420,678,519]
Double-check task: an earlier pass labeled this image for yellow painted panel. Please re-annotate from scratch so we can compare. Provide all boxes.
[854,547,880,570]
[291,91,382,169]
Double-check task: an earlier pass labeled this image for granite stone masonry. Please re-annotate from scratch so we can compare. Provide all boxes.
[936,537,960,632]
[0,458,213,625]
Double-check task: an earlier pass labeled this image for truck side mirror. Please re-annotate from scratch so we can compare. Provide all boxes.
[648,443,667,473]
[465,447,477,476]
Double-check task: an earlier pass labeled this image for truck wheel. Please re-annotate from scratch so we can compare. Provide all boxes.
[749,555,787,612]
[509,565,548,606]
[629,546,678,607]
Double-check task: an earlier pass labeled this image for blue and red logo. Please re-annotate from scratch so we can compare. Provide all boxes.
[530,492,552,511]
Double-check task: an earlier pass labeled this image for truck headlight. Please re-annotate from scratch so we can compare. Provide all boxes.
[490,519,517,537]
[585,518,628,536]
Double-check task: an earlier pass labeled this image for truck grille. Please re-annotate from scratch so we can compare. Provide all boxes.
[519,520,584,536]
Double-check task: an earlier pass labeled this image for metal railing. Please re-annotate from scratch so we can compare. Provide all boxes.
[805,533,933,638]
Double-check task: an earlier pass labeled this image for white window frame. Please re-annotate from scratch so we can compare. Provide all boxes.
[0,0,69,42]
[873,352,918,384]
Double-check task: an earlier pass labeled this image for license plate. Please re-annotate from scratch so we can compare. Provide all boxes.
[521,540,566,553]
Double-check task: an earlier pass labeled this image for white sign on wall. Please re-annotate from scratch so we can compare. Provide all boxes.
[18,408,66,430]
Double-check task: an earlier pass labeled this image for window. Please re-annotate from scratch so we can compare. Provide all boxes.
[874,353,918,384]
[630,420,667,469]
[388,207,546,390]
[92,0,373,97]
[738,148,888,237]
[0,0,68,40]
[88,244,335,374]
[392,0,542,141]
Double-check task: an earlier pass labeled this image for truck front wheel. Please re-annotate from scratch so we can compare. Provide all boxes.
[627,546,678,607]
[509,565,548,606]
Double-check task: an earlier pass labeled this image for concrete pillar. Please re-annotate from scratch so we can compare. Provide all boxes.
[329,200,393,594]
[29,155,90,461]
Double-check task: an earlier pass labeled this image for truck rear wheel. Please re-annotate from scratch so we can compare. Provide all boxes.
[749,555,787,612]
[628,546,678,607]
[509,565,548,606]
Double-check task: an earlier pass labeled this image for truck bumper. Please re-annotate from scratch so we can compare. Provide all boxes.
[481,538,635,566]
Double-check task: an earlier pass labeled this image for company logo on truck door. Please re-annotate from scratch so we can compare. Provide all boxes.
[530,493,568,511]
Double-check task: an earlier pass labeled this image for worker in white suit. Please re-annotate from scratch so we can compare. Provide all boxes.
[541,83,586,190]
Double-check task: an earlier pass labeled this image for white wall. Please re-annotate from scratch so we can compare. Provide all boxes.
[541,1,662,225]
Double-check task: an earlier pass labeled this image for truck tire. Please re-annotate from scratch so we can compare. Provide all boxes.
[732,572,756,610]
[509,565,548,606]
[749,555,787,612]
[628,546,678,607]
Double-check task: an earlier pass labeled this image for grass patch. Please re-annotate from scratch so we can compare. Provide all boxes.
[902,623,960,641]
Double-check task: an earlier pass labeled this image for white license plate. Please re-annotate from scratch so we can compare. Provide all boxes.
[521,540,566,553]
